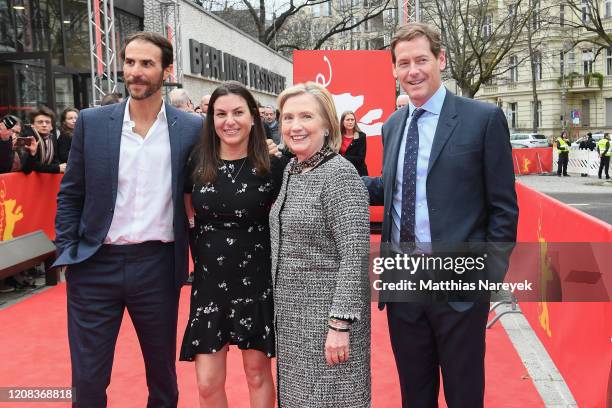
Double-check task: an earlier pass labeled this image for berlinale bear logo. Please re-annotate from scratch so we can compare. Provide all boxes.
[0,179,24,241]
[315,55,384,137]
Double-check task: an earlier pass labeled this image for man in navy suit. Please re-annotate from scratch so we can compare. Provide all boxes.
[54,32,202,407]
[364,23,518,407]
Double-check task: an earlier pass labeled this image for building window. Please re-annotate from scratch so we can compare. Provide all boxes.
[582,99,590,126]
[313,4,320,17]
[532,0,541,29]
[560,4,565,26]
[607,48,612,75]
[568,50,576,72]
[384,34,390,47]
[606,0,612,17]
[483,15,492,38]
[509,56,519,82]
[507,4,516,29]
[508,102,517,128]
[583,49,593,74]
[534,51,542,80]
[531,100,542,128]
[582,0,590,23]
[606,99,612,127]
[560,51,565,76]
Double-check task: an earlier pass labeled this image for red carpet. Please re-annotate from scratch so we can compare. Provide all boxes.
[0,284,543,407]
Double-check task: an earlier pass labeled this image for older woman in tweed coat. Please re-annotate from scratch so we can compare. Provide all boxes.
[269,82,371,407]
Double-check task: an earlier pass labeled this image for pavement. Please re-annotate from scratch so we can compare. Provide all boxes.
[518,173,612,225]
[496,304,577,407]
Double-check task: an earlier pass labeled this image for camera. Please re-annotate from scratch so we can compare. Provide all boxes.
[2,115,18,130]
[14,136,34,147]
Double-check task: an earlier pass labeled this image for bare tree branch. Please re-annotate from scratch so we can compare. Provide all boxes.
[421,0,533,97]
[562,0,612,52]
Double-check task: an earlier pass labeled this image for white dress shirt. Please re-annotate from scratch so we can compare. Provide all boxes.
[392,85,446,249]
[105,99,174,244]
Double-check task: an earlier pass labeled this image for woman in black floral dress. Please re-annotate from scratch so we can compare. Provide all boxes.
[180,81,285,407]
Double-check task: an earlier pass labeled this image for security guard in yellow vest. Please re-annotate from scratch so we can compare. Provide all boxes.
[597,133,611,179]
[556,131,570,177]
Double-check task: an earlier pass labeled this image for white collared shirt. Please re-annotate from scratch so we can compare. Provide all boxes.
[104,98,174,244]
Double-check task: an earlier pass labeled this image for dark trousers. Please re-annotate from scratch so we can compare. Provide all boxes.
[557,153,569,175]
[66,242,180,408]
[387,302,489,408]
[599,156,610,178]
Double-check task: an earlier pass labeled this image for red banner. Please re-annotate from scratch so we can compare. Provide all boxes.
[516,182,612,408]
[512,147,553,175]
[293,51,396,222]
[0,173,61,242]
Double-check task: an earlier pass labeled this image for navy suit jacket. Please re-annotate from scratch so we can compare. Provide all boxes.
[53,100,203,287]
[364,90,519,309]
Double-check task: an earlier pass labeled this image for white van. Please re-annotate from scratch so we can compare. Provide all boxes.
[509,133,549,148]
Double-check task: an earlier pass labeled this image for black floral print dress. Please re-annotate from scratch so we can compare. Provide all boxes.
[180,156,286,360]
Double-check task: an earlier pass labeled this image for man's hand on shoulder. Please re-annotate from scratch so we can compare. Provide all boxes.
[266,139,282,158]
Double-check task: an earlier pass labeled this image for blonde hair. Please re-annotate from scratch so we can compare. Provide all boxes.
[277,82,341,153]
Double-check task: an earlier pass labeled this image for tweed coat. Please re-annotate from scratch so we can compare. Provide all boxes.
[269,154,371,407]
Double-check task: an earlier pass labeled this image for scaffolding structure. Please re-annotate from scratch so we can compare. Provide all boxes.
[87,0,118,106]
[159,0,183,85]
[398,0,420,25]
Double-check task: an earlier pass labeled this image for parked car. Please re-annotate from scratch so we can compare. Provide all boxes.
[509,133,549,148]
[510,142,528,149]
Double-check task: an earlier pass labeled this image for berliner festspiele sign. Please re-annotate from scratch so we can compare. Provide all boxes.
[189,39,286,95]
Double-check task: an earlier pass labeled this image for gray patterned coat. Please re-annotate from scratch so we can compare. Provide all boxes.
[269,154,371,407]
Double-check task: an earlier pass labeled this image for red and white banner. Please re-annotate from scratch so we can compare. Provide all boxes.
[0,173,61,242]
[293,51,396,222]
[293,50,396,177]
[512,147,553,175]
[516,182,612,408]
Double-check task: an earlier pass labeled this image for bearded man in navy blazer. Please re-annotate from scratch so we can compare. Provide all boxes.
[54,32,202,407]
[363,23,518,407]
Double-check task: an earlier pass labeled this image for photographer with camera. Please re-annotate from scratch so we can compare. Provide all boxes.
[0,114,31,173]
[21,106,65,174]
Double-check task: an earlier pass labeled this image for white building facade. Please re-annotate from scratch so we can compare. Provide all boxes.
[144,0,293,106]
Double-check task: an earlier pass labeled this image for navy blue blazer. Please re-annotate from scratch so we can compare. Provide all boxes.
[363,90,519,310]
[53,100,203,287]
